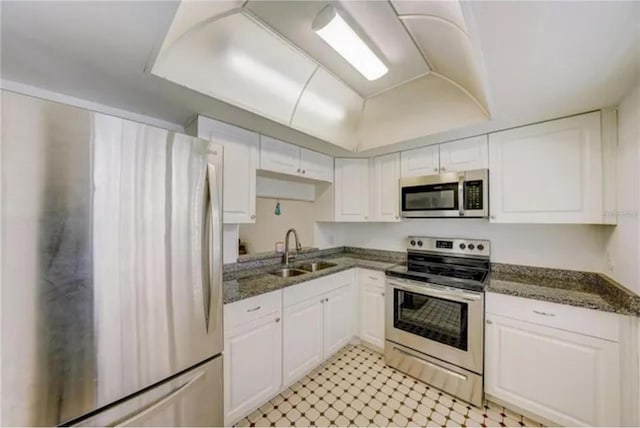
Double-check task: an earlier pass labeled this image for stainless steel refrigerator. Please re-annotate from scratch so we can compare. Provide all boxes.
[1,91,224,426]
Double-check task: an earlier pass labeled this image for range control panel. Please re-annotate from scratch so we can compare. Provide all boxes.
[407,236,491,257]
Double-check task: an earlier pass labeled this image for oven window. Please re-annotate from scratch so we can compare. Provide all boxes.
[402,183,458,211]
[394,289,468,351]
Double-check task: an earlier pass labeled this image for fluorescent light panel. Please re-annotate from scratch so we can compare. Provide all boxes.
[314,8,388,81]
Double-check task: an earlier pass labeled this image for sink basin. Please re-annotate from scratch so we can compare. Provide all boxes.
[269,268,308,278]
[297,261,337,272]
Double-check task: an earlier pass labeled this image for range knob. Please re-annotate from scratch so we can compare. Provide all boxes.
[477,244,485,251]
[459,243,466,250]
[417,240,423,247]
[468,244,475,250]
[410,240,416,246]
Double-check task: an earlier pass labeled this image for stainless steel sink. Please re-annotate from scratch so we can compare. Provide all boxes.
[269,268,308,278]
[297,261,337,272]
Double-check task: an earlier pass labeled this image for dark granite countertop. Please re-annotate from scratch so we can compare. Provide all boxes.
[223,248,403,304]
[488,264,640,316]
[224,247,640,316]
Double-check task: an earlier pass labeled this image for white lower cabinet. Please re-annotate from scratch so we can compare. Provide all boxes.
[485,293,622,426]
[283,270,355,386]
[282,297,324,386]
[224,291,283,426]
[323,285,354,356]
[358,269,385,349]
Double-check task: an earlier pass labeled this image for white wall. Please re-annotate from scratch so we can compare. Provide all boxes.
[317,220,608,272]
[239,198,317,254]
[604,82,640,294]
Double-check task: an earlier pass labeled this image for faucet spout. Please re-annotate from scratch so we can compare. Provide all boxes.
[284,228,302,265]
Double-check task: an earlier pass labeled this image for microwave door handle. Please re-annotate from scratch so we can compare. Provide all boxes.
[458,174,465,216]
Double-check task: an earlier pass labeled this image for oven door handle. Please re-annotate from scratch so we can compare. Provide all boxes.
[388,280,482,303]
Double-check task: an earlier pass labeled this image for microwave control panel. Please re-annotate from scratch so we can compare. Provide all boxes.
[464,180,483,210]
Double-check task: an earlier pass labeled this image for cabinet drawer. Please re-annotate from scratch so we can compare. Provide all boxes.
[359,268,385,290]
[224,289,282,331]
[284,270,354,308]
[486,292,620,342]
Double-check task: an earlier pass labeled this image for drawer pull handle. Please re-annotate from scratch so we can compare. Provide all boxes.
[533,310,555,317]
[486,320,492,324]
[275,317,280,323]
[368,276,378,281]
[247,306,262,312]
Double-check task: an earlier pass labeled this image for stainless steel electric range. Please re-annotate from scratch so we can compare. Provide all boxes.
[384,236,490,406]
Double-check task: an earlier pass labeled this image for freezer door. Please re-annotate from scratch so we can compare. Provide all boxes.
[1,92,224,426]
[74,356,223,427]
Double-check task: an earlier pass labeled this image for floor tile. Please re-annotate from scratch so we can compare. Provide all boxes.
[233,345,545,427]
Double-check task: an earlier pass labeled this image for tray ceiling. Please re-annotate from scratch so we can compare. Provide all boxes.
[152,0,491,152]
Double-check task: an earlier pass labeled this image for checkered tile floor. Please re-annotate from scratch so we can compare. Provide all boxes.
[235,345,544,427]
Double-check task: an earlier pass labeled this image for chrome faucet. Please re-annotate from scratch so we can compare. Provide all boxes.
[284,228,302,265]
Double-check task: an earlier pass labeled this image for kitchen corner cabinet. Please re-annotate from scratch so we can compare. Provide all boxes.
[488,111,609,223]
[259,135,333,182]
[372,153,401,222]
[334,158,370,221]
[194,116,258,223]
[358,269,385,349]
[224,291,283,426]
[485,292,622,426]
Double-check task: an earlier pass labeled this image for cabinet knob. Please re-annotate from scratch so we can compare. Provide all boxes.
[490,215,496,220]
[302,170,306,174]
[275,317,280,323]
[395,216,399,220]
[364,216,368,220]
[441,167,446,171]
[381,292,385,297]
[297,168,301,173]
[433,168,438,172]
[250,215,256,220]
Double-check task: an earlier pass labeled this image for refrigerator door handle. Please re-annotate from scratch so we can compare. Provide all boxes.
[115,371,206,427]
[205,161,222,334]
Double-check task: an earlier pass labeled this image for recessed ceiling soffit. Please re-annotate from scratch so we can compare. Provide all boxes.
[151,0,491,152]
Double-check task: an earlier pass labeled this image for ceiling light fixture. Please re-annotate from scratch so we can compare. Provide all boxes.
[313,6,388,81]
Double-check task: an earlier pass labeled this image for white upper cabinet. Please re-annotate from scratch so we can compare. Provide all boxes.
[334,158,370,222]
[259,136,333,182]
[400,145,439,178]
[259,135,301,176]
[489,112,605,223]
[300,148,333,182]
[372,153,401,222]
[439,135,488,172]
[194,116,258,224]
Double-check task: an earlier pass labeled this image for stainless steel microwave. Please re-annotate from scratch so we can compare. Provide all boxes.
[400,169,489,218]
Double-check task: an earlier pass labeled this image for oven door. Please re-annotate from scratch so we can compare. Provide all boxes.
[400,173,463,217]
[385,277,484,374]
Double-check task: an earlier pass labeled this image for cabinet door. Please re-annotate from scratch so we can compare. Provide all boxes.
[197,117,258,223]
[359,282,385,349]
[323,284,353,357]
[372,153,401,222]
[224,315,282,425]
[439,135,488,172]
[300,148,333,182]
[259,135,301,175]
[334,158,370,221]
[485,313,621,426]
[283,298,324,387]
[400,145,439,178]
[489,112,603,223]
